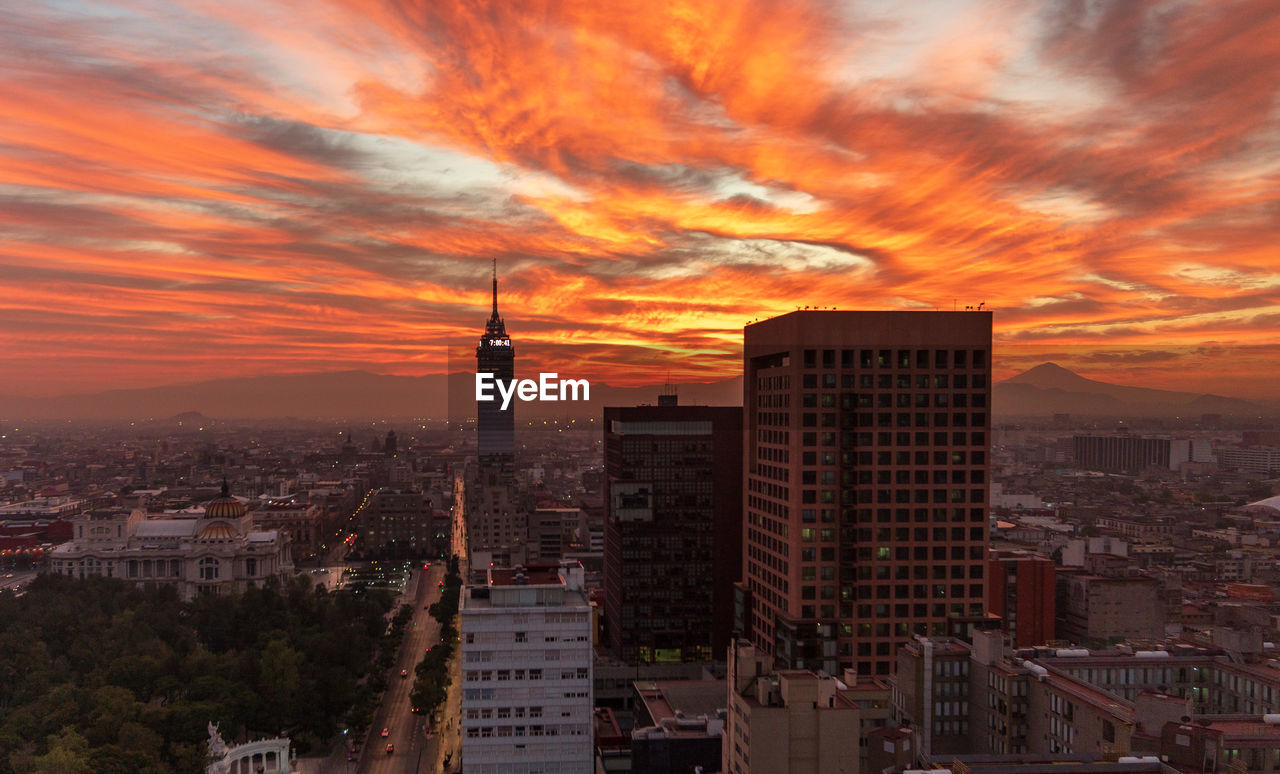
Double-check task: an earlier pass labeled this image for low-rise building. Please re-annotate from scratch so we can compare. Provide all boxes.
[253,496,321,562]
[987,549,1056,647]
[631,679,726,774]
[890,630,1280,769]
[1056,571,1165,646]
[358,488,432,559]
[723,640,892,774]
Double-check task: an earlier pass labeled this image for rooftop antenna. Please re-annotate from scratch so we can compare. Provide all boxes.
[491,257,499,317]
[659,373,678,406]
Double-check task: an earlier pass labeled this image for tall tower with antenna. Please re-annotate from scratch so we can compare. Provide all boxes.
[476,259,515,468]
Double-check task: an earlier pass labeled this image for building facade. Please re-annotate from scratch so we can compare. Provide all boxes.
[1219,445,1280,475]
[892,631,1280,770]
[1072,435,1194,474]
[741,310,992,676]
[723,639,892,774]
[987,549,1056,648]
[464,475,529,569]
[1056,572,1165,647]
[48,488,293,600]
[603,402,743,664]
[459,561,594,774]
[252,497,321,562]
[358,488,434,558]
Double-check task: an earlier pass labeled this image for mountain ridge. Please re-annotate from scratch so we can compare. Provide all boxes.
[3,363,1274,420]
[995,362,1270,416]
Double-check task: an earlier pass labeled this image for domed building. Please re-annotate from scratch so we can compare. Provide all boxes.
[205,479,247,519]
[49,479,294,600]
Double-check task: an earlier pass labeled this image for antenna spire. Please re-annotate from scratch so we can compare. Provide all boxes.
[491,258,499,318]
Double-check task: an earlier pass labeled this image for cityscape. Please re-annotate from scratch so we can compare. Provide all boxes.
[3,1,1280,774]
[3,272,1280,773]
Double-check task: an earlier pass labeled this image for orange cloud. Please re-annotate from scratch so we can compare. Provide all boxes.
[0,0,1277,400]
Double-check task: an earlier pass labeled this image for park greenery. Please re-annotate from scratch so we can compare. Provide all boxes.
[0,573,396,774]
[410,556,462,723]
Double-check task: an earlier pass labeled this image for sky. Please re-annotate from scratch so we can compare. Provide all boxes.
[2,0,1279,399]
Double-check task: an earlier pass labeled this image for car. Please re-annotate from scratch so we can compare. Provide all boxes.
[380,727,390,737]
[438,580,444,588]
[385,743,394,754]
[399,669,408,678]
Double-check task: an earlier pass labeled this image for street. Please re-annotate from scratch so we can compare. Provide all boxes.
[315,476,471,774]
[0,568,37,593]
[355,563,445,774]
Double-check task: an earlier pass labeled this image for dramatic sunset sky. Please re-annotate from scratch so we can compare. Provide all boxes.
[2,0,1278,398]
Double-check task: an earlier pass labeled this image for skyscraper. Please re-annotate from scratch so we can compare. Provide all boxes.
[603,400,743,663]
[740,310,992,677]
[476,260,514,466]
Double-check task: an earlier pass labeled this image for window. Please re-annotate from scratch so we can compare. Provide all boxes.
[199,557,219,581]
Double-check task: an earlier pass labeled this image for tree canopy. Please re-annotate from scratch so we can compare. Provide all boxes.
[0,574,394,774]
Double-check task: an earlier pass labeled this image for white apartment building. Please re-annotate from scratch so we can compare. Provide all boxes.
[459,560,593,774]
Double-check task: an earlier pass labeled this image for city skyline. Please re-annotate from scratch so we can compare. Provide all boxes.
[3,0,1279,399]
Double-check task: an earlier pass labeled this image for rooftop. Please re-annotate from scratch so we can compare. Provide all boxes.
[635,679,726,724]
[489,566,563,587]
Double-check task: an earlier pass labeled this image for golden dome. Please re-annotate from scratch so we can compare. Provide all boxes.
[199,521,237,540]
[205,479,246,519]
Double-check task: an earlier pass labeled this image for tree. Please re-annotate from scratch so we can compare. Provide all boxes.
[33,728,91,774]
[0,574,391,772]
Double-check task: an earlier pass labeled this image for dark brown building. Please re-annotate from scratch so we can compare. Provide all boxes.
[742,310,992,676]
[987,549,1056,648]
[603,400,743,663]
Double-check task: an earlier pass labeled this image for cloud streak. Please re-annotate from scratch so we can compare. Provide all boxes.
[1,0,1278,397]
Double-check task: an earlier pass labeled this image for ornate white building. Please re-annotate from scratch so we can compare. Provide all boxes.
[49,484,293,600]
[205,722,295,774]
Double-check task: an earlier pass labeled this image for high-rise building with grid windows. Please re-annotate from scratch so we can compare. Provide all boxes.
[739,310,992,677]
[603,400,743,664]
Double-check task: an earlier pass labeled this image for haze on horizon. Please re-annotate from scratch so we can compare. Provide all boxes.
[2,0,1279,400]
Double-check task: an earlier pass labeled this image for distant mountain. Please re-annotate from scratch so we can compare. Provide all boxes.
[0,371,743,421]
[8,361,1265,421]
[995,362,1268,417]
